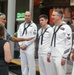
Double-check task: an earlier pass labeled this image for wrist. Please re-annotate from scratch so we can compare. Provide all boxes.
[24,44,28,48]
[62,57,67,60]
[47,52,51,56]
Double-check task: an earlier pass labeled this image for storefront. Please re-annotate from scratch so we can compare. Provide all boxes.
[34,0,74,24]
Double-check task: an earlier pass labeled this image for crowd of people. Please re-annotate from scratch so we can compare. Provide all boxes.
[0,9,74,75]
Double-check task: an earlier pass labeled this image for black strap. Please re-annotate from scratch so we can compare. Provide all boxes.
[51,23,64,47]
[39,27,49,45]
[22,21,31,36]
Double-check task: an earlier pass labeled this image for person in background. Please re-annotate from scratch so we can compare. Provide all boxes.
[70,17,74,42]
[70,17,74,75]
[0,23,12,75]
[72,17,74,26]
[0,12,34,42]
[38,14,52,75]
[47,9,72,75]
[17,11,37,75]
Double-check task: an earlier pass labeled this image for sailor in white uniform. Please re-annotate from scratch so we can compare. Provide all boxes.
[17,11,37,75]
[70,17,74,75]
[38,14,52,75]
[47,9,72,75]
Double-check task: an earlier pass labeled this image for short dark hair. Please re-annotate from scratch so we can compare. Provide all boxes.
[0,24,5,38]
[39,14,48,19]
[54,9,63,18]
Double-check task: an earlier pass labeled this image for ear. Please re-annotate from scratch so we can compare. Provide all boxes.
[47,19,48,23]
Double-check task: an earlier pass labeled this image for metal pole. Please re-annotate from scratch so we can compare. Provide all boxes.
[29,0,34,20]
[7,0,16,58]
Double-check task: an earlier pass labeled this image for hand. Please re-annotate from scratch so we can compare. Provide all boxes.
[61,59,66,66]
[70,53,73,61]
[26,37,35,41]
[70,53,74,61]
[20,45,26,50]
[47,55,51,62]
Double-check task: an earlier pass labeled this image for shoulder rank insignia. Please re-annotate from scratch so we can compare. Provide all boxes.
[46,30,49,33]
[33,30,37,35]
[30,25,32,27]
[67,34,71,40]
[60,27,65,30]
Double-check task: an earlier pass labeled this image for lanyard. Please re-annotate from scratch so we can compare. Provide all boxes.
[22,21,31,36]
[51,23,64,47]
[39,27,49,45]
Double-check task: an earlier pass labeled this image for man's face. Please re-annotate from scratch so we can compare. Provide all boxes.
[51,11,61,23]
[25,12,31,23]
[0,15,6,26]
[39,17,48,27]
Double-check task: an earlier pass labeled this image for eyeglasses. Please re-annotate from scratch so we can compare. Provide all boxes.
[52,14,60,17]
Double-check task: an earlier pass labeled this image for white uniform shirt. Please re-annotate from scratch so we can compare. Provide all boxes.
[50,22,72,58]
[17,21,37,53]
[38,25,52,54]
